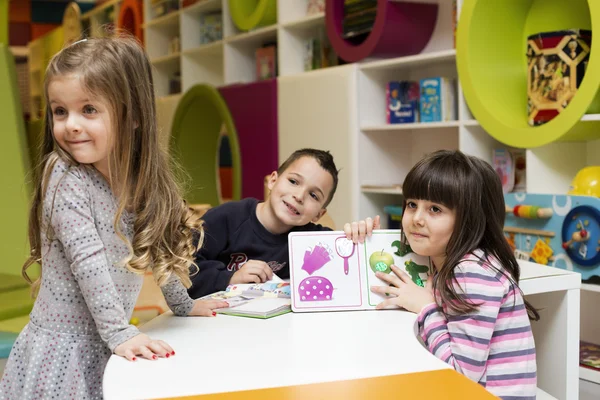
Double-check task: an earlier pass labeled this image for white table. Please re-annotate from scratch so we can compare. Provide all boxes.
[103,310,450,399]
[103,261,581,400]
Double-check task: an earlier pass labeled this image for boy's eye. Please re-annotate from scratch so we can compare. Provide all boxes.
[310,192,319,200]
[83,105,98,114]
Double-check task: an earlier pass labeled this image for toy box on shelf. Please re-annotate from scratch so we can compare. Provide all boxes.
[526,29,592,126]
[504,193,600,281]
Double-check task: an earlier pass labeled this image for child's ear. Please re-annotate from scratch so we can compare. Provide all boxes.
[266,171,278,191]
[312,208,327,223]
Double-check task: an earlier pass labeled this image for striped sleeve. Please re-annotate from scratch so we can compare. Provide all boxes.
[416,259,506,384]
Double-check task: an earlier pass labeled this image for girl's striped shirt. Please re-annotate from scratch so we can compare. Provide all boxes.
[417,251,537,400]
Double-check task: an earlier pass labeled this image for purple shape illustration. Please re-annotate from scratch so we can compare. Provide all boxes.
[335,237,355,275]
[301,242,333,275]
[298,277,334,301]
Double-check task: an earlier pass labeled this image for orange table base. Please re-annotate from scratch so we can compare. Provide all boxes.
[161,370,498,399]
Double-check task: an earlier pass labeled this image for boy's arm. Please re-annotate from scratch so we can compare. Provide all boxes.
[187,209,235,299]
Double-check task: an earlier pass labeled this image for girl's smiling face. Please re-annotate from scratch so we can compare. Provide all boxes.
[48,73,113,177]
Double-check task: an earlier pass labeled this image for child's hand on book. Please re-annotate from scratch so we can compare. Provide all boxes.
[230,260,274,284]
[370,264,435,313]
[343,215,381,243]
[114,333,175,362]
[189,299,230,317]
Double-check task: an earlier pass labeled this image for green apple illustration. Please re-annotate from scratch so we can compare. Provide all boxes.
[369,249,394,274]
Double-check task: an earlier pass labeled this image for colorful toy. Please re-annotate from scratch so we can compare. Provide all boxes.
[504,193,600,279]
[526,29,592,126]
[506,205,553,219]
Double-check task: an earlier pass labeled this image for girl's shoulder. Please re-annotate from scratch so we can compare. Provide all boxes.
[454,250,512,288]
[43,155,98,196]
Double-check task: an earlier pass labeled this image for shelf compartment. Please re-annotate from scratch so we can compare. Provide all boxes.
[457,0,600,148]
[326,0,438,63]
[182,45,224,89]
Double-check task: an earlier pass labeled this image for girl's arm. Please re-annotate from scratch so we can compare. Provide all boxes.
[48,164,140,352]
[160,276,228,316]
[416,260,508,383]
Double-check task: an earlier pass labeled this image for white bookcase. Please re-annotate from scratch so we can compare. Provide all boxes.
[142,0,600,224]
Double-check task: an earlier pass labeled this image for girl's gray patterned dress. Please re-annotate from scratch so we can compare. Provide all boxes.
[0,159,194,399]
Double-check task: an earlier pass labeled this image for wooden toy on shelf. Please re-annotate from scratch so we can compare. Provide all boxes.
[506,204,553,219]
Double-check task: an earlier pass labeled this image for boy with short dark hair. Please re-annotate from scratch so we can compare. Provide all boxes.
[187,148,378,298]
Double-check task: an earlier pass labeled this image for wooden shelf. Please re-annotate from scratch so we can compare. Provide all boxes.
[462,119,480,127]
[359,49,456,72]
[281,13,325,31]
[580,366,600,384]
[144,10,180,29]
[582,283,600,293]
[361,186,403,195]
[183,40,224,57]
[150,52,181,66]
[226,24,277,46]
[362,121,460,132]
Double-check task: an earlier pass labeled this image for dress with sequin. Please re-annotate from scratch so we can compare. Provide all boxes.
[0,158,194,400]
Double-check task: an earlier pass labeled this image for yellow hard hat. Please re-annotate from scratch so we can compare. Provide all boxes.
[568,166,600,197]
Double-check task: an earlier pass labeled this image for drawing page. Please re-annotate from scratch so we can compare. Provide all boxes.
[289,231,363,311]
[361,230,431,307]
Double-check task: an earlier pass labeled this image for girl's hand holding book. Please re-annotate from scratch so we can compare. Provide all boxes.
[371,265,435,314]
[189,299,230,317]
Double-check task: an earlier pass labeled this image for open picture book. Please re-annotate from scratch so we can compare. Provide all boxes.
[200,278,292,319]
[288,229,431,312]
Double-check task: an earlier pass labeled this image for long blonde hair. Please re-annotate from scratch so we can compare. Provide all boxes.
[23,35,202,292]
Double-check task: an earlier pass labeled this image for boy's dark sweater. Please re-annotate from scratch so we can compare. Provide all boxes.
[188,198,330,298]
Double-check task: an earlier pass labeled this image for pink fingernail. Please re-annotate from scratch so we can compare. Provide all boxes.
[152,355,157,360]
[171,351,175,356]
[132,357,137,361]
[165,353,170,358]
[212,312,217,316]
